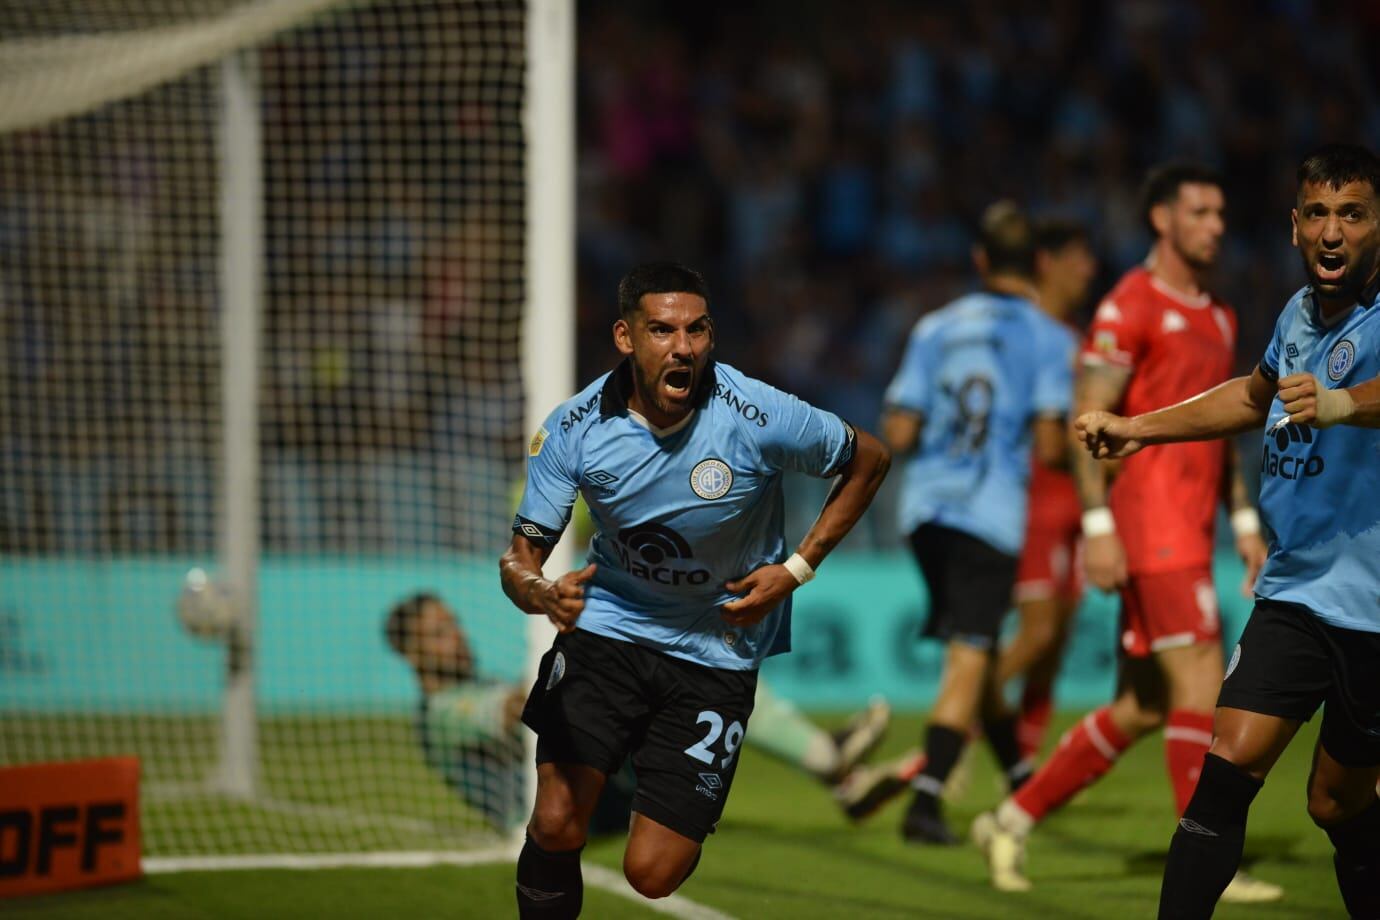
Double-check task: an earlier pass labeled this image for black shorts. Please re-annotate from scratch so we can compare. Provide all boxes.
[521,628,758,843]
[909,523,1018,651]
[1218,600,1380,767]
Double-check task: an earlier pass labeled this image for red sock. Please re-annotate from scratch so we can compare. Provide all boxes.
[1165,710,1214,816]
[1011,706,1132,823]
[1018,684,1054,759]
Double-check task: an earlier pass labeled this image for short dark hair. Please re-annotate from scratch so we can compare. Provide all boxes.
[383,591,439,655]
[1033,217,1090,254]
[616,262,710,319]
[1296,144,1380,201]
[1140,161,1223,231]
[976,200,1035,277]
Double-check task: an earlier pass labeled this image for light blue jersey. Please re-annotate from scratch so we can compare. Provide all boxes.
[1255,286,1380,633]
[885,291,1076,555]
[516,360,855,670]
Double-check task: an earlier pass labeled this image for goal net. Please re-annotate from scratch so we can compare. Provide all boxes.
[0,0,566,861]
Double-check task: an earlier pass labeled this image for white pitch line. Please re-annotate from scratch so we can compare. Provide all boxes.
[584,864,736,920]
[144,848,512,873]
[145,849,736,920]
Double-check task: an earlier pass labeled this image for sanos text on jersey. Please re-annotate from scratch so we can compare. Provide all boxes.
[559,393,601,432]
[714,384,769,427]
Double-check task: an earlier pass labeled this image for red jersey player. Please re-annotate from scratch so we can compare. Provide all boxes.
[972,163,1280,905]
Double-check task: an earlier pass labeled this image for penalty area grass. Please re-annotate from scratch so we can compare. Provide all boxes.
[2,713,1339,919]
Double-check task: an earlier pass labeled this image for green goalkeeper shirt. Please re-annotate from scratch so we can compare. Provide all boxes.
[417,680,523,828]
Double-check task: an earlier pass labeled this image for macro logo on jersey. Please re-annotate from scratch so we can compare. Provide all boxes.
[690,458,733,500]
[1328,339,1356,381]
[613,522,711,586]
[1261,422,1324,480]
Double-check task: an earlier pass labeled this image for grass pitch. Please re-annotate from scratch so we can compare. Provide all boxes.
[2,713,1340,919]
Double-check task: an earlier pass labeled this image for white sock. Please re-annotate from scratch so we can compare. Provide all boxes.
[997,799,1035,838]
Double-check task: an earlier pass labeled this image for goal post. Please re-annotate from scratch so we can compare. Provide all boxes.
[0,0,573,863]
[216,48,263,802]
[520,0,576,838]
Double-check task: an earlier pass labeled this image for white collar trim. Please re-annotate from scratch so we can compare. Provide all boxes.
[627,408,695,438]
[1148,275,1212,309]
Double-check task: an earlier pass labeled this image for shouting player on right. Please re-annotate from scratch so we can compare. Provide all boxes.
[1079,144,1380,920]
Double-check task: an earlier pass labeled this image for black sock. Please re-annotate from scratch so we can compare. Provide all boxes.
[983,715,1031,789]
[516,835,583,919]
[1158,753,1262,920]
[1323,795,1380,919]
[911,724,966,806]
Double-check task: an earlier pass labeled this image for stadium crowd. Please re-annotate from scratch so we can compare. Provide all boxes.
[575,0,1380,422]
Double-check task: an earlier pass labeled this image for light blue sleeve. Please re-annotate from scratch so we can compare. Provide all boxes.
[754,384,856,477]
[1032,323,1075,416]
[884,323,932,413]
[513,406,579,545]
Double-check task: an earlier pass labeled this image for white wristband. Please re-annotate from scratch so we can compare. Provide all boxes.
[782,552,815,585]
[1230,508,1261,537]
[1081,507,1116,538]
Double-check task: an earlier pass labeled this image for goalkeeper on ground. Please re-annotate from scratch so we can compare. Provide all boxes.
[384,592,636,832]
[385,591,890,832]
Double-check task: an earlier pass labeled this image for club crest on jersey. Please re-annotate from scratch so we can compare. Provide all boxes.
[1327,339,1355,381]
[690,458,733,500]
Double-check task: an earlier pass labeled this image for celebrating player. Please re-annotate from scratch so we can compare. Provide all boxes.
[881,201,1076,845]
[971,162,1278,903]
[1072,144,1380,919]
[502,262,890,915]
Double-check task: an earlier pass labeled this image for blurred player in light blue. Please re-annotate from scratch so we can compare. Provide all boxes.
[502,262,890,915]
[881,201,1075,845]
[1078,144,1380,920]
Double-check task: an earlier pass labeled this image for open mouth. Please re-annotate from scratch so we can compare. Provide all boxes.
[1317,251,1347,283]
[662,366,693,399]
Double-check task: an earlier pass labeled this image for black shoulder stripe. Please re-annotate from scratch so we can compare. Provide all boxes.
[823,421,857,477]
[513,514,563,547]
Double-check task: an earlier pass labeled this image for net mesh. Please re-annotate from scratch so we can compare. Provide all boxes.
[0,0,530,855]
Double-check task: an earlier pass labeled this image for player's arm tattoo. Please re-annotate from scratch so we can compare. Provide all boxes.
[1071,361,1132,510]
[499,535,555,615]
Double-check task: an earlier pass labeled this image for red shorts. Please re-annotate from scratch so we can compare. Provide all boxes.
[1119,566,1221,658]
[1015,519,1083,604]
